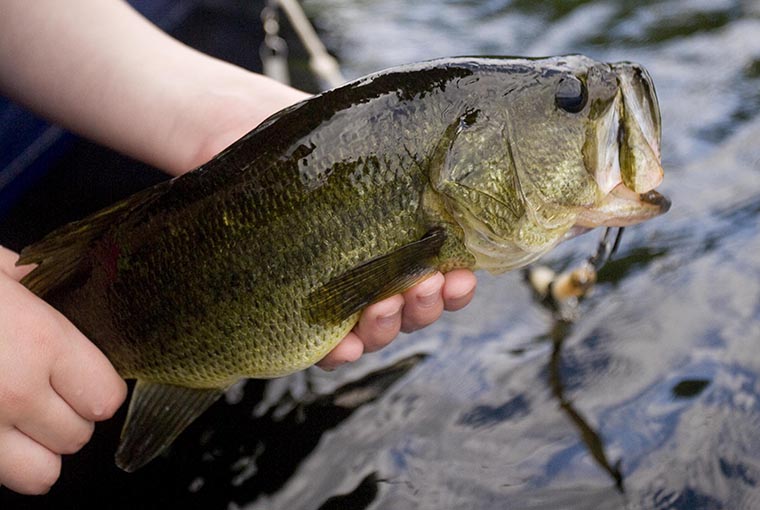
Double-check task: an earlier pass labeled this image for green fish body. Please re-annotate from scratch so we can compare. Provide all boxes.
[18,56,670,471]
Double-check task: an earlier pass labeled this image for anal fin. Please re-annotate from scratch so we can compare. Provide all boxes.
[116,380,224,472]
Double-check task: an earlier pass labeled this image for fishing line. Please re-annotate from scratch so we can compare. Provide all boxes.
[588,226,625,271]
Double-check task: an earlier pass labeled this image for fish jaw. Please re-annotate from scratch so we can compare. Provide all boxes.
[616,62,664,193]
[580,61,670,228]
[574,183,671,227]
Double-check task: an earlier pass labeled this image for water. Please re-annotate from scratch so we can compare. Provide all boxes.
[4,1,760,509]
[246,1,760,508]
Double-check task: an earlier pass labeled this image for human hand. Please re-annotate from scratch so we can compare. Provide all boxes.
[316,269,477,369]
[0,247,126,495]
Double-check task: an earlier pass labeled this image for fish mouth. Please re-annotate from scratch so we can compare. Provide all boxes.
[581,61,670,228]
[615,62,664,193]
[640,189,671,211]
[575,182,670,227]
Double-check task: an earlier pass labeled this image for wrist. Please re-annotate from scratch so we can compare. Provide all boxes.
[163,62,310,174]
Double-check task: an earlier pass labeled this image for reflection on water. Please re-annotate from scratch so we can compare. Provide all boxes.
[547,319,625,494]
[3,1,759,509]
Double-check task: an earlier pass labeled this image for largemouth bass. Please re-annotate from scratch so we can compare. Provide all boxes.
[18,55,670,471]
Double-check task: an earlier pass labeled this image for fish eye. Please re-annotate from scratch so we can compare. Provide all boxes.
[555,75,588,113]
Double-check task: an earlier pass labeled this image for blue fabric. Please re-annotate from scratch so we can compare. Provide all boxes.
[0,103,73,217]
[0,0,195,217]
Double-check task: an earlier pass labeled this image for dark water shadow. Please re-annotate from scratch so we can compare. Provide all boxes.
[0,355,423,510]
[174,354,426,508]
[316,472,380,510]
[548,318,625,493]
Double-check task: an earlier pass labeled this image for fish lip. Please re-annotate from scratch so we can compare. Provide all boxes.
[614,62,664,194]
[574,183,670,228]
[590,63,664,198]
[640,189,671,212]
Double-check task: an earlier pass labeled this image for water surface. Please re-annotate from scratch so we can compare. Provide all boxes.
[245,1,760,508]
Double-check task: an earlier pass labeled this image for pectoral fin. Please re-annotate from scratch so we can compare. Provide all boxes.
[307,227,446,325]
[115,380,225,472]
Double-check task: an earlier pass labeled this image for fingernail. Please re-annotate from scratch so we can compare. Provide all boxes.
[444,288,475,312]
[377,308,402,328]
[417,288,439,307]
[416,273,444,307]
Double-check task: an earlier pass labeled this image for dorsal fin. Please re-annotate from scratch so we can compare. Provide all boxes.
[18,181,170,298]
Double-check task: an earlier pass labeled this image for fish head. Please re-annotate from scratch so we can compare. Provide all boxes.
[434,56,670,272]
[502,55,670,229]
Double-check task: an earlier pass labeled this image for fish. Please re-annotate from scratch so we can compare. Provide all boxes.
[17,55,670,472]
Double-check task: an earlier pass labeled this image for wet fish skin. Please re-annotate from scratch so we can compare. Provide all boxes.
[18,55,669,471]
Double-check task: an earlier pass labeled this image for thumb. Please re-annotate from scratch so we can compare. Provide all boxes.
[0,245,35,281]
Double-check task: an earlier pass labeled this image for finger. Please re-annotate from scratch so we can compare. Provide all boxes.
[49,319,127,421]
[442,269,477,311]
[0,426,61,495]
[353,294,404,352]
[316,332,364,370]
[400,272,445,333]
[16,391,94,455]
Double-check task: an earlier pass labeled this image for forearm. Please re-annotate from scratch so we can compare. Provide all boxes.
[0,0,308,174]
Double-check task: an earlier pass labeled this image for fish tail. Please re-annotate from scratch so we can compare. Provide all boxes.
[18,182,168,297]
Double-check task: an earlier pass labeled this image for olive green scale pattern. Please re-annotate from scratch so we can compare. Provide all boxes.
[47,62,488,388]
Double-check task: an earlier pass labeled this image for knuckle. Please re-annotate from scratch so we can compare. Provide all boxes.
[364,327,398,352]
[363,327,399,353]
[0,383,33,416]
[61,422,95,454]
[28,320,58,352]
[94,380,127,420]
